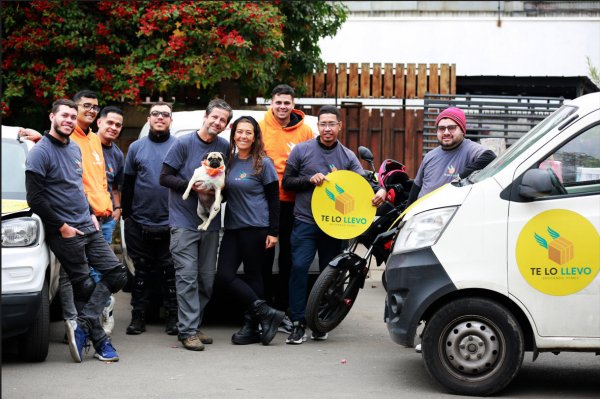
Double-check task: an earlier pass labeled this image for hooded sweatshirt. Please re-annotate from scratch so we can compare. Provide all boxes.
[260,108,315,202]
[70,124,113,217]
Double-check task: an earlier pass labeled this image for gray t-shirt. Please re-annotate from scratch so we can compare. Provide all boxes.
[224,155,278,230]
[162,132,229,231]
[286,139,364,225]
[101,142,124,206]
[25,136,92,229]
[414,139,486,198]
[124,135,177,227]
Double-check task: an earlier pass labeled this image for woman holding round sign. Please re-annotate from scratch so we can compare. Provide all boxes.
[282,105,386,344]
[215,116,285,346]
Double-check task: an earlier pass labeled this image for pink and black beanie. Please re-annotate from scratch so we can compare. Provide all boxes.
[435,107,467,133]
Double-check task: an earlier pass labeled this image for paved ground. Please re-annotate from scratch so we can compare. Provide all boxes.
[2,277,599,399]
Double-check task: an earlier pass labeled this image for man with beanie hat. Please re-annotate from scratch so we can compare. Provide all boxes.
[407,107,496,204]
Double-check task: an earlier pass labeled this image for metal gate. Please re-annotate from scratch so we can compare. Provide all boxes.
[423,94,565,155]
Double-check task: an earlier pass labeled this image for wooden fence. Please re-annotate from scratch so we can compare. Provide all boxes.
[304,62,456,99]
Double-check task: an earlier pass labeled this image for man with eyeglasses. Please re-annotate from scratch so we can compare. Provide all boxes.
[407,107,496,204]
[281,105,387,344]
[258,84,315,333]
[121,102,179,338]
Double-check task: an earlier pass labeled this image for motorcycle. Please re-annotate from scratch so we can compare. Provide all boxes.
[305,147,412,334]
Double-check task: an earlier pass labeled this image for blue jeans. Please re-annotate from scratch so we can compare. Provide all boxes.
[289,221,344,323]
[101,217,116,244]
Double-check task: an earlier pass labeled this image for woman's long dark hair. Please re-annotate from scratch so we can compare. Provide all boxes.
[227,115,266,174]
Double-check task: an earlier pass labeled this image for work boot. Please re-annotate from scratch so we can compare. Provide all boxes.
[251,300,285,345]
[126,310,146,335]
[165,310,178,336]
[231,311,261,345]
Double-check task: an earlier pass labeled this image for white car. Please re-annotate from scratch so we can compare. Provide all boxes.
[1,125,60,362]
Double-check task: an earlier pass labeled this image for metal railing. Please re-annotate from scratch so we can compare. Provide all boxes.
[423,93,565,155]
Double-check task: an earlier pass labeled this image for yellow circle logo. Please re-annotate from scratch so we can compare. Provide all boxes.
[311,170,377,239]
[516,209,600,296]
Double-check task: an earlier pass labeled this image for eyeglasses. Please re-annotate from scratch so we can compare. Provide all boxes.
[149,111,172,118]
[78,103,100,112]
[318,122,339,129]
[437,125,459,133]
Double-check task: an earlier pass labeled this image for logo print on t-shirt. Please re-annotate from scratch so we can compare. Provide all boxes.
[235,171,248,181]
[286,142,296,155]
[445,164,458,178]
[73,158,83,174]
[328,163,338,172]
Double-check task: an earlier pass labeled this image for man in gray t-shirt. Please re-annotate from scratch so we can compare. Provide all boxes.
[408,107,496,203]
[282,105,386,345]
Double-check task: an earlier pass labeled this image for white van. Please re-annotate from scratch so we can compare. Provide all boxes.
[383,92,600,396]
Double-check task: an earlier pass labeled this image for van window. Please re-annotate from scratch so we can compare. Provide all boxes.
[473,105,578,182]
[1,138,28,200]
[538,124,600,195]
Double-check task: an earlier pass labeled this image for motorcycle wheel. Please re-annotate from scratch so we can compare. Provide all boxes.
[305,265,363,334]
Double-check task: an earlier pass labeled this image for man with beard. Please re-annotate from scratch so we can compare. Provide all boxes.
[121,102,179,337]
[26,99,127,362]
[407,107,496,204]
[160,99,232,351]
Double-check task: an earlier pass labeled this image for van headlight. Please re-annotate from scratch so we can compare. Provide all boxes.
[393,207,457,253]
[2,217,40,247]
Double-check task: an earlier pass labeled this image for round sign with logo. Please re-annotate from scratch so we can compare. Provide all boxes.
[516,209,600,296]
[311,170,377,239]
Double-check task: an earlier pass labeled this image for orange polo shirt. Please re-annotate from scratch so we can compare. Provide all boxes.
[70,125,112,217]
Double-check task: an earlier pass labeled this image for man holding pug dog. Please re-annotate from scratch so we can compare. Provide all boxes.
[160,99,232,351]
[121,102,179,337]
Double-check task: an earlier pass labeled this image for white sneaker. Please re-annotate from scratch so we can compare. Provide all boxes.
[101,295,115,336]
[415,344,422,353]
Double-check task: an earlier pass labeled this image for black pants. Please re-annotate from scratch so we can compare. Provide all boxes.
[262,201,294,311]
[124,218,177,313]
[216,227,268,309]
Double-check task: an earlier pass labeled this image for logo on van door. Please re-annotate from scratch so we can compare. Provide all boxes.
[516,210,599,296]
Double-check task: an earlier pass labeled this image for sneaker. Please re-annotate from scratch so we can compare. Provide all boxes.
[66,321,89,363]
[310,331,329,341]
[101,295,115,336]
[94,339,119,362]
[278,315,293,334]
[286,322,307,345]
[181,335,205,351]
[196,330,213,344]
[415,343,422,354]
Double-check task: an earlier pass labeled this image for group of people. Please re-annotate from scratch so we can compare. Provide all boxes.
[21,83,495,363]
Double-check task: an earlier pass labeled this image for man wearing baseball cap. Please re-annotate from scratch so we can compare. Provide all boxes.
[407,107,496,204]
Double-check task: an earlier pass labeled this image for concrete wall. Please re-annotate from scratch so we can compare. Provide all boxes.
[318,15,600,78]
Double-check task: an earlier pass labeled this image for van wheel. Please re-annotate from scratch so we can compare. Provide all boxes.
[422,298,524,396]
[19,279,50,362]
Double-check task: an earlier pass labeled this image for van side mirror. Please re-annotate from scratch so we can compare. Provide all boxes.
[519,169,553,199]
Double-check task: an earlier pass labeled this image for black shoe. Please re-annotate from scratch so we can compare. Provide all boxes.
[231,311,261,345]
[126,311,146,335]
[165,311,178,336]
[251,300,285,346]
[286,322,307,345]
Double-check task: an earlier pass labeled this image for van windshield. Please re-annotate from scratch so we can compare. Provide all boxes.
[472,105,578,182]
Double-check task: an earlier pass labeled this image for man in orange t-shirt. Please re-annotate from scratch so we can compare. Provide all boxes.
[259,84,315,330]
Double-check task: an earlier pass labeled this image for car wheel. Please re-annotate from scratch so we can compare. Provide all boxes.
[19,279,50,362]
[422,297,524,396]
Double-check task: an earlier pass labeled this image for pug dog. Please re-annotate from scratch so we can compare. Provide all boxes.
[182,152,226,230]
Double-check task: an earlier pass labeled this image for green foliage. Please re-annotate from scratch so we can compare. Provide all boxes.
[586,56,600,88]
[1,1,347,127]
